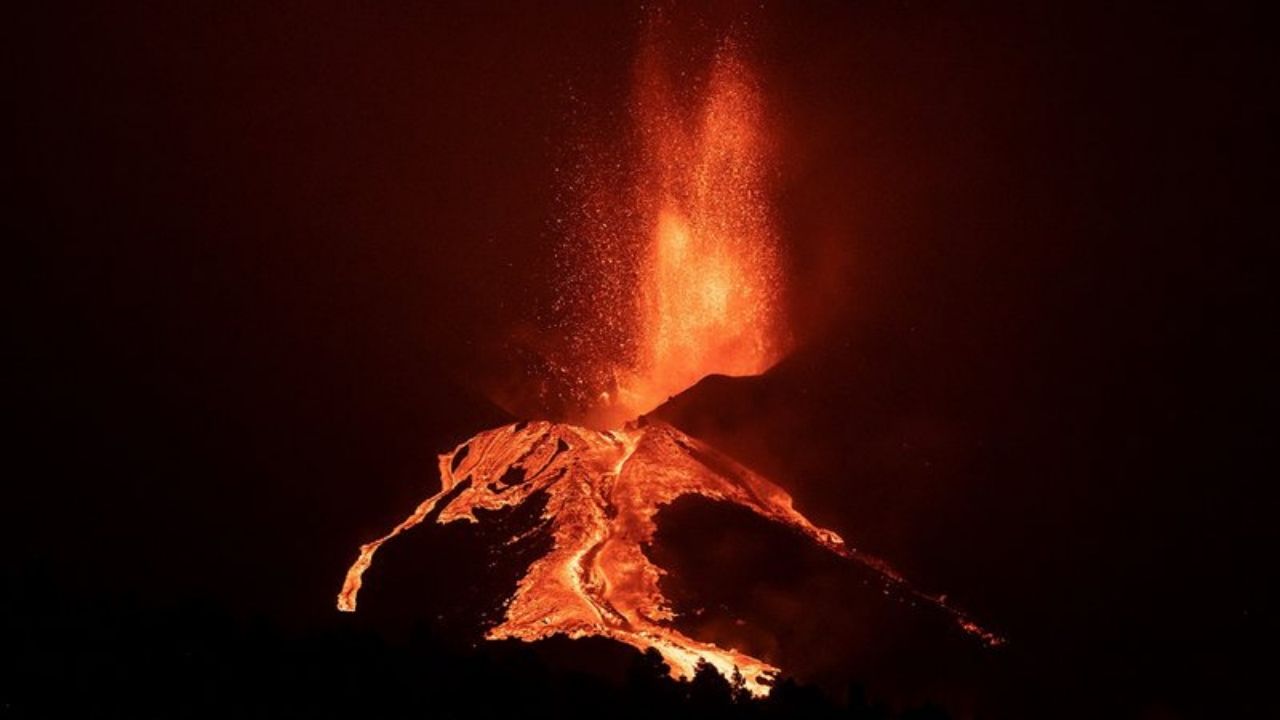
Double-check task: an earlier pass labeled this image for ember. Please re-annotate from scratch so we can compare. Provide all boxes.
[549,31,784,428]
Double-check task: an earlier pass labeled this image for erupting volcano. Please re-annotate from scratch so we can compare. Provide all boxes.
[338,26,1000,696]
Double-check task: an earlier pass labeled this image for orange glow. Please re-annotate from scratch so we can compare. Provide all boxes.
[555,37,785,428]
[337,25,1002,696]
[338,421,1002,696]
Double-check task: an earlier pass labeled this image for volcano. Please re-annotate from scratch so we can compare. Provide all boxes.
[338,418,1000,695]
[338,19,1000,695]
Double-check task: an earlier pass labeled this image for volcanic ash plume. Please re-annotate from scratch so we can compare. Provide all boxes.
[338,421,1001,696]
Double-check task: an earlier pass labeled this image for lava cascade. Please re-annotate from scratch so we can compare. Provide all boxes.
[338,421,1001,696]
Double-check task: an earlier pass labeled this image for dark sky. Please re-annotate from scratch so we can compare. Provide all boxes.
[7,2,1275,717]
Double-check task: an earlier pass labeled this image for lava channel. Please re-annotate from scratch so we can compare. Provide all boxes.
[338,420,1002,696]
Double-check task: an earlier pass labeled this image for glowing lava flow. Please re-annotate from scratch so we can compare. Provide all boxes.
[338,421,1002,696]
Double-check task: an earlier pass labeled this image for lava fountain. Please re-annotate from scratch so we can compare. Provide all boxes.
[542,30,786,429]
[337,29,1000,697]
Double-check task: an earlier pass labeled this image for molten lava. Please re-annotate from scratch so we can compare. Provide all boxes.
[549,36,784,428]
[338,421,1001,696]
[337,25,1002,695]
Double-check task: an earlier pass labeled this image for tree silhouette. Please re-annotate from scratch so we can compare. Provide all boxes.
[3,572,981,720]
[689,658,736,713]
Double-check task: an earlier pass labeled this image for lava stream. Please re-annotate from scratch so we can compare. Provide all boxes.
[338,420,1001,696]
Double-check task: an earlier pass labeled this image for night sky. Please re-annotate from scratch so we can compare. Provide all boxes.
[7,2,1275,718]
